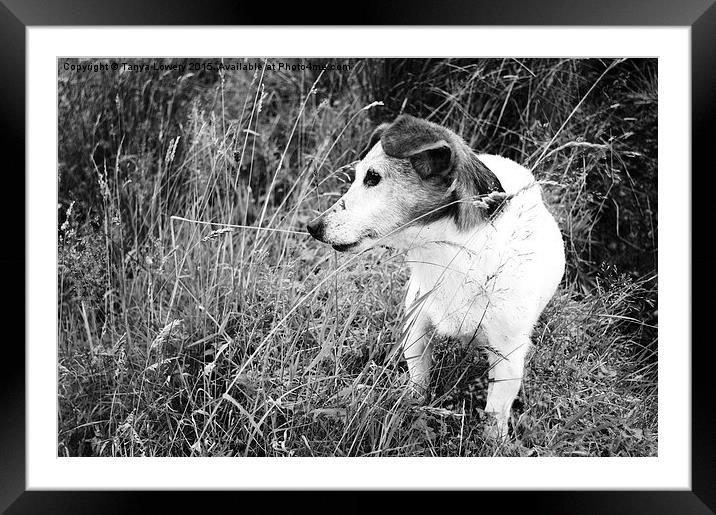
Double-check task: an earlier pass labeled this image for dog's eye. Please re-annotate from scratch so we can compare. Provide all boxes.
[363,169,381,187]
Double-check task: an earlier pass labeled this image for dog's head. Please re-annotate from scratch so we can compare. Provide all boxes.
[306,115,503,252]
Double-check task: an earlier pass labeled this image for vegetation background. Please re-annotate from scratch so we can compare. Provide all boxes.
[58,57,657,457]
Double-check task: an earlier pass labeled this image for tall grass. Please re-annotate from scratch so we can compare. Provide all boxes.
[57,58,657,457]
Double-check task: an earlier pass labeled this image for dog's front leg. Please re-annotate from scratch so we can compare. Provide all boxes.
[402,312,432,401]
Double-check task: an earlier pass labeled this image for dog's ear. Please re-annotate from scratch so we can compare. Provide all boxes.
[380,115,454,178]
[407,140,452,178]
[359,123,389,160]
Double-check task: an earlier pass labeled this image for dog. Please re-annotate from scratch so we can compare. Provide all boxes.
[307,114,565,438]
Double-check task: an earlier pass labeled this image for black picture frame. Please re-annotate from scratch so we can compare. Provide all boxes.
[2,1,712,512]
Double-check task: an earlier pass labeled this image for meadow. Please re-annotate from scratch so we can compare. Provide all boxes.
[57,58,657,457]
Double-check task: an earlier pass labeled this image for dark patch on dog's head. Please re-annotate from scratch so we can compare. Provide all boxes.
[380,115,454,178]
[377,114,505,230]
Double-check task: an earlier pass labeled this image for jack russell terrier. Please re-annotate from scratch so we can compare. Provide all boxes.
[307,115,565,438]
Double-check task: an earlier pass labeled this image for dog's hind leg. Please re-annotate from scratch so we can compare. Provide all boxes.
[484,335,531,439]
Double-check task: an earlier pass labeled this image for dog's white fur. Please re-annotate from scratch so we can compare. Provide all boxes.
[395,154,564,437]
[310,127,565,438]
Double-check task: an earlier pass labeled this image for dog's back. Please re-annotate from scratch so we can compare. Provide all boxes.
[477,154,534,194]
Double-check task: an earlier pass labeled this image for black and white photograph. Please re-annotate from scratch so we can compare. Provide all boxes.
[56,57,659,458]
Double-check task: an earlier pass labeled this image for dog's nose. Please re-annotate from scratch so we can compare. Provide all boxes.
[306,217,324,240]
